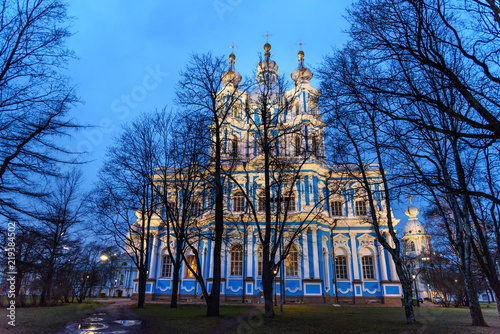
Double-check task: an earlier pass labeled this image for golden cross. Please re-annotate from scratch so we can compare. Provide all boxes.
[296,40,306,50]
[262,31,273,42]
[229,43,238,52]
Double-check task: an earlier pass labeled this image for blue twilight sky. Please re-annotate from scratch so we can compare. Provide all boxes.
[64,0,414,219]
[66,0,353,178]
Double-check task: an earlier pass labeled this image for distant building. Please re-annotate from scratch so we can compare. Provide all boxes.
[402,195,432,300]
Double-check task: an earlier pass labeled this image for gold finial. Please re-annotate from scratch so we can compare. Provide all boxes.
[262,31,273,42]
[407,194,412,205]
[229,43,238,52]
[296,40,306,51]
[228,43,237,60]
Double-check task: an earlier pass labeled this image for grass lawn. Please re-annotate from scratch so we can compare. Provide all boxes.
[133,303,500,334]
[0,302,102,334]
[133,304,253,333]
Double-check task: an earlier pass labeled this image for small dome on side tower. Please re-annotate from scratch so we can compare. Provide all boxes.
[221,52,242,88]
[291,48,313,85]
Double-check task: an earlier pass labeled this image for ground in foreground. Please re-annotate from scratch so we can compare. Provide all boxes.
[134,303,500,334]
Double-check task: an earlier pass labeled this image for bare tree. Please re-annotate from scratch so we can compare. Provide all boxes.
[30,169,85,306]
[153,112,210,308]
[175,52,247,316]
[91,111,165,308]
[319,46,419,323]
[0,0,80,217]
[318,0,500,326]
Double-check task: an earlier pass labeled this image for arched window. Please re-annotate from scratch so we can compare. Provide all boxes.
[232,194,245,212]
[285,244,299,277]
[312,135,319,156]
[161,255,173,278]
[335,255,348,280]
[184,255,197,278]
[361,255,375,280]
[230,244,243,276]
[330,201,343,217]
[295,136,301,156]
[190,202,201,218]
[233,104,239,119]
[257,246,263,276]
[283,195,296,213]
[119,274,124,286]
[355,201,368,216]
[232,136,239,158]
[258,195,266,212]
[410,241,416,252]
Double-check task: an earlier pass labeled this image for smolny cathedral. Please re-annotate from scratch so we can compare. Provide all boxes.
[113,42,431,305]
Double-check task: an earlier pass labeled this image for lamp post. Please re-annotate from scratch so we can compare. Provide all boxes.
[273,269,277,306]
[412,274,420,307]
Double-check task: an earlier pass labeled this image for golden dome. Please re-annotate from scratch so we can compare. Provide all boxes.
[264,42,271,51]
[291,48,313,85]
[221,52,242,87]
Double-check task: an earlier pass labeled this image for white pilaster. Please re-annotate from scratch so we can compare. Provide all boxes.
[378,236,388,282]
[149,233,158,279]
[246,229,253,277]
[311,227,320,279]
[302,230,310,279]
[209,239,214,278]
[349,232,360,280]
[388,235,398,280]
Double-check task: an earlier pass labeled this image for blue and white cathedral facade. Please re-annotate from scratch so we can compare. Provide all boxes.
[126,42,404,305]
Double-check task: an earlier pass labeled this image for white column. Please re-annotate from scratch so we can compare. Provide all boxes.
[349,232,360,280]
[378,236,388,282]
[311,227,320,278]
[149,233,158,279]
[387,234,398,280]
[246,229,253,277]
[302,230,310,279]
[221,242,226,279]
[209,239,214,278]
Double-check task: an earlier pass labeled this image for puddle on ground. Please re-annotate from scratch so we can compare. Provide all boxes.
[66,322,109,331]
[84,317,103,322]
[112,320,142,326]
[97,313,107,316]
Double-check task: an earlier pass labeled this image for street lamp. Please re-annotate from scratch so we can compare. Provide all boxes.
[412,274,420,307]
[273,269,277,306]
[100,254,109,262]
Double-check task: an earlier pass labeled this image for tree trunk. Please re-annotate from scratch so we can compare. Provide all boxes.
[207,126,223,317]
[401,281,416,324]
[137,269,147,308]
[170,262,181,308]
[463,265,487,326]
[262,273,274,318]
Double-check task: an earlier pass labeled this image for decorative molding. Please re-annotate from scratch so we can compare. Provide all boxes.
[286,285,302,293]
[362,283,381,294]
[157,280,172,292]
[181,286,195,293]
[332,234,350,249]
[357,233,376,253]
[337,285,353,294]
[226,285,243,293]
